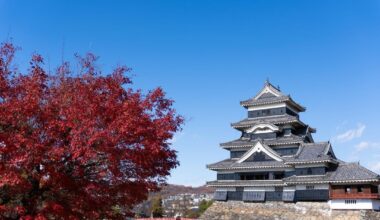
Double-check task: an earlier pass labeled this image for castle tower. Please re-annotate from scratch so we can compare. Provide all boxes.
[206,81,380,210]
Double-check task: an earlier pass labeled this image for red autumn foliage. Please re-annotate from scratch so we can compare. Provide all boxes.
[0,42,183,219]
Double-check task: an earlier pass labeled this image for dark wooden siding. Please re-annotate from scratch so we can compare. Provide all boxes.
[295,190,329,201]
[242,132,277,140]
[217,173,239,180]
[251,132,277,140]
[223,190,329,202]
[230,151,246,158]
[248,107,298,118]
[265,191,283,201]
[285,171,295,177]
[227,188,244,201]
[295,167,326,176]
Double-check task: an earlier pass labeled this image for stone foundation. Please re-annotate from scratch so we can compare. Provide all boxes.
[200,201,380,220]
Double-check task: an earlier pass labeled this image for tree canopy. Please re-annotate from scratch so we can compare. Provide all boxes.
[0,42,183,219]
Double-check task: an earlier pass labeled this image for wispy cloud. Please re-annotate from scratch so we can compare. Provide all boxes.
[335,123,366,142]
[354,141,380,152]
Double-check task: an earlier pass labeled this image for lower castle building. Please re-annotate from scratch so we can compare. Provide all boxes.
[206,81,380,210]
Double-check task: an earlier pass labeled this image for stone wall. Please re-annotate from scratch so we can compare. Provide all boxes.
[200,201,380,220]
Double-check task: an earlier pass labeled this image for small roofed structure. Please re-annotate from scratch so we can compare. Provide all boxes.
[206,81,380,210]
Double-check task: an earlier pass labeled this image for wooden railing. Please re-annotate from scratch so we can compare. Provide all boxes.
[330,193,380,199]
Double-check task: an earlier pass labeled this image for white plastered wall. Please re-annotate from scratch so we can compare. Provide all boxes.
[329,199,380,210]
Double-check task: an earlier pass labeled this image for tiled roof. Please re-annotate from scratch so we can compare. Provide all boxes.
[329,162,380,182]
[240,95,305,112]
[284,162,380,184]
[207,180,285,187]
[208,162,380,186]
[283,174,331,183]
[207,159,291,170]
[209,142,338,171]
[231,115,304,129]
[284,142,336,164]
[220,135,305,148]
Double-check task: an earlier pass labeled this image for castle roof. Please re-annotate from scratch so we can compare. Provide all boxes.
[329,162,380,182]
[284,162,380,184]
[207,159,291,171]
[240,81,305,112]
[220,135,306,149]
[208,142,337,171]
[284,142,337,165]
[207,162,380,187]
[231,114,305,129]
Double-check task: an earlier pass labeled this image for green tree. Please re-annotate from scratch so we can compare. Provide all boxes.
[151,195,164,217]
[199,199,213,214]
[184,199,213,218]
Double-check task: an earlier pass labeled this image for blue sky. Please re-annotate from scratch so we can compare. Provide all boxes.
[1,0,380,186]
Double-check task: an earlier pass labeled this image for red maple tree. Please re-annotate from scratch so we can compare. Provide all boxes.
[0,42,183,219]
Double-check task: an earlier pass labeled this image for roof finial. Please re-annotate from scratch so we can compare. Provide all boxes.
[277,85,280,91]
[265,77,270,85]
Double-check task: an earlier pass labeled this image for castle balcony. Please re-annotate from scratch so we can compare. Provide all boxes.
[330,185,380,200]
[330,192,380,200]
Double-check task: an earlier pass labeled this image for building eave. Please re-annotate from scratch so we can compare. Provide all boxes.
[207,164,292,171]
[231,119,305,130]
[240,97,306,112]
[220,140,303,149]
[286,179,380,185]
[284,160,338,165]
[206,180,285,187]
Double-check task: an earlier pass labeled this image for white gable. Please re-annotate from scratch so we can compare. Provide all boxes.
[254,83,282,100]
[237,141,283,163]
[245,124,279,134]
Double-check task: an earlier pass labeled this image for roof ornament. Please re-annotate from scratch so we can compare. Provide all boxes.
[265,77,270,85]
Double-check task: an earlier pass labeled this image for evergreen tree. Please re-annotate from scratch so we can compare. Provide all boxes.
[151,195,164,217]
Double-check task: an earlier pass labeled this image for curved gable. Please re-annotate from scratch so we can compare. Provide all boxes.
[254,82,283,100]
[245,124,279,134]
[237,141,283,163]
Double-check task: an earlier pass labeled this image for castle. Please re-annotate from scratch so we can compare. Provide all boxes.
[206,81,380,210]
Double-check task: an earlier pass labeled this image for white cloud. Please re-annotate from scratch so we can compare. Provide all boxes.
[355,142,370,151]
[355,141,380,152]
[336,123,366,142]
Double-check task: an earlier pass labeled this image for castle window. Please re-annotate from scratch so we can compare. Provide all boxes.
[345,200,357,204]
[357,185,363,193]
[306,185,314,190]
[274,172,285,179]
[307,168,312,175]
[345,186,351,193]
[262,109,270,116]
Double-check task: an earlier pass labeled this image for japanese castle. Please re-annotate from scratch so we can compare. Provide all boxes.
[207,81,380,210]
